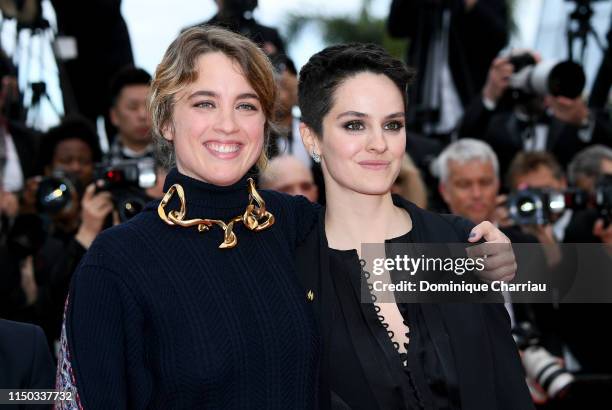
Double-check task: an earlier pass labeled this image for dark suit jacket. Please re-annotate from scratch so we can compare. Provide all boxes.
[387,0,508,131]
[459,99,612,181]
[589,24,612,109]
[296,196,534,409]
[189,14,286,56]
[0,319,54,409]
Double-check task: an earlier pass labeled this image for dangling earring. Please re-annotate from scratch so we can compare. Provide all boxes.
[311,149,321,163]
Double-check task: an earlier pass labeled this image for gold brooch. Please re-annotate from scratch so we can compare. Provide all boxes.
[157,178,275,249]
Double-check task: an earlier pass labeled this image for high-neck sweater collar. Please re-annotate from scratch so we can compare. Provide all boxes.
[160,168,254,218]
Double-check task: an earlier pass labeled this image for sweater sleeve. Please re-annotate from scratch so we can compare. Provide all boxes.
[56,254,152,409]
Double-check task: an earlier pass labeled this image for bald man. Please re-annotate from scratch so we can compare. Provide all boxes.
[260,155,318,203]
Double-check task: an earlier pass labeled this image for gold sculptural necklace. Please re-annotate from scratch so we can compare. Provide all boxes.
[157,178,275,249]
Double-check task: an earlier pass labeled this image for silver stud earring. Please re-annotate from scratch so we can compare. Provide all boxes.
[311,150,321,163]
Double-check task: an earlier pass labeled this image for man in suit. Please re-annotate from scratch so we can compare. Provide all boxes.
[50,0,134,142]
[0,319,55,409]
[589,19,612,110]
[459,52,612,180]
[187,0,285,56]
[387,0,508,138]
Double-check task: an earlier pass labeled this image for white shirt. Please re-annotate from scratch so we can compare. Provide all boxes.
[2,132,24,192]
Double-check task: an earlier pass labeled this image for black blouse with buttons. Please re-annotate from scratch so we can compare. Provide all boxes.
[327,230,459,410]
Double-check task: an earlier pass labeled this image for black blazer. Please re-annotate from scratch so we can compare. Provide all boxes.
[0,319,55,409]
[296,196,534,410]
[387,0,508,131]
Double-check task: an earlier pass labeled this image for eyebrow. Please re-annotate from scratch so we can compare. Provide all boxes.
[335,111,405,120]
[187,90,260,100]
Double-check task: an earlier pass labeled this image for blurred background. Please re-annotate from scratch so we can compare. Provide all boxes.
[1,0,610,130]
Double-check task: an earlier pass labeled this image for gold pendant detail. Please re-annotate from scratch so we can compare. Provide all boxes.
[157,178,275,249]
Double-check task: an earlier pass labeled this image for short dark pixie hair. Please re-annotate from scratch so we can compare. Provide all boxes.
[109,65,152,106]
[298,43,415,136]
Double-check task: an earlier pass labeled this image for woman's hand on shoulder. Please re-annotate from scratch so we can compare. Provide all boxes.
[467,221,516,283]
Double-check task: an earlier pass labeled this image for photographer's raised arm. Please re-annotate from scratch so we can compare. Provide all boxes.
[459,56,513,140]
[74,184,114,249]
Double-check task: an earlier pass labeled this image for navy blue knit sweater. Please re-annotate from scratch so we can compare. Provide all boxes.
[57,169,320,409]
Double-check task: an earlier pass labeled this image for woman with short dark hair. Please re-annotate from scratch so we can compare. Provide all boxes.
[296,43,533,410]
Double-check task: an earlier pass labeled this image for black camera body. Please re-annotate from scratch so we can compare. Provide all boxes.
[94,158,157,222]
[507,175,612,225]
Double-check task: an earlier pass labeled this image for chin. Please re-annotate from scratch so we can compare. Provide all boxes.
[349,181,393,196]
[206,173,245,187]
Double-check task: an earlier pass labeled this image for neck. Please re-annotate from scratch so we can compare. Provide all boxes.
[324,184,411,251]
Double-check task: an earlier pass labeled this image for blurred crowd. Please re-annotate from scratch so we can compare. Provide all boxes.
[0,0,611,408]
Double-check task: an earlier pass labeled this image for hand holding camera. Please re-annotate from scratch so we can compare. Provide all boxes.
[545,95,590,127]
[593,218,612,244]
[75,184,115,249]
[483,57,514,104]
[19,176,41,215]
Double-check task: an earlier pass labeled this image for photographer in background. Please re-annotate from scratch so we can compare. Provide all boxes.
[0,50,39,223]
[505,151,612,388]
[565,145,612,244]
[460,51,612,179]
[106,66,153,163]
[3,117,111,348]
[50,0,134,140]
[437,138,537,240]
[589,19,611,111]
[387,0,508,140]
[435,139,581,408]
[188,0,285,56]
[506,152,570,244]
[0,49,41,327]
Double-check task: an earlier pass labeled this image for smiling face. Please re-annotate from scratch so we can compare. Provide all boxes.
[164,52,266,186]
[303,72,406,196]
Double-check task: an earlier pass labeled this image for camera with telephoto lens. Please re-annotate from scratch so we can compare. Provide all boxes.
[508,53,586,102]
[35,169,80,215]
[513,321,574,400]
[507,175,612,225]
[94,158,156,222]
